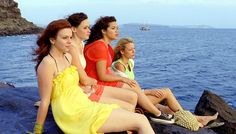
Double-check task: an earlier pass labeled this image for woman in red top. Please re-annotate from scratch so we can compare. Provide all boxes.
[67,13,138,112]
[84,16,173,123]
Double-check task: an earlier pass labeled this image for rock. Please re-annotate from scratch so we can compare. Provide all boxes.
[0,81,15,88]
[194,90,236,134]
[150,122,216,134]
[0,87,61,133]
[0,0,43,36]
[0,86,127,133]
[0,87,222,134]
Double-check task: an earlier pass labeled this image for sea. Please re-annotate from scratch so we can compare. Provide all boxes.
[0,26,235,112]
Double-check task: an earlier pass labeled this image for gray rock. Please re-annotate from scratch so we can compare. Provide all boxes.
[0,0,42,36]
[195,90,236,134]
[0,81,15,88]
[150,122,216,134]
[0,87,224,134]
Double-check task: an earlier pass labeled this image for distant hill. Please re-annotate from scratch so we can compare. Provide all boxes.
[0,0,42,36]
[121,23,214,29]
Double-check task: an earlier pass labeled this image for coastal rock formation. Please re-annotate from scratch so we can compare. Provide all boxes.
[0,81,15,88]
[1,84,226,134]
[195,90,236,134]
[0,0,42,36]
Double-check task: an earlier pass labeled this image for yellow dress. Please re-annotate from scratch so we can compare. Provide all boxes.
[50,66,119,134]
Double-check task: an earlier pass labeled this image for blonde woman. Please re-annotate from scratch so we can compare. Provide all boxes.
[112,37,219,127]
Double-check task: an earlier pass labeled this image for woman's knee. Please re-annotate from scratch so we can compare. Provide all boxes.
[162,88,173,95]
[126,91,138,105]
[137,114,150,125]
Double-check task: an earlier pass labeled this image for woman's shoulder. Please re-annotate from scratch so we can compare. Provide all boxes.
[86,40,106,47]
[64,52,72,63]
[37,55,56,72]
[113,61,125,72]
[85,40,107,53]
[42,55,56,66]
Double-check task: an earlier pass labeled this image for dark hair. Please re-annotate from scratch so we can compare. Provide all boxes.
[33,19,71,71]
[85,16,116,45]
[67,12,88,27]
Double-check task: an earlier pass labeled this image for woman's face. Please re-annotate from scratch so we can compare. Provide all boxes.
[122,43,135,59]
[51,28,72,53]
[103,21,119,41]
[74,19,90,40]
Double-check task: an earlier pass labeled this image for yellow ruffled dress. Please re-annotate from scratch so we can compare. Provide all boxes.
[50,66,119,134]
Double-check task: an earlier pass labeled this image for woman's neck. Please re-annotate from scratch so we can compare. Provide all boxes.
[50,46,64,58]
[72,35,84,53]
[120,56,129,64]
[101,37,111,45]
[73,34,83,43]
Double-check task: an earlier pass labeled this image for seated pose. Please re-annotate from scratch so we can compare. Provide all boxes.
[67,12,138,112]
[112,37,219,127]
[32,19,154,134]
[84,16,174,124]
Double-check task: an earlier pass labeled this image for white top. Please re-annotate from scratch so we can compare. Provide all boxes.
[79,41,86,69]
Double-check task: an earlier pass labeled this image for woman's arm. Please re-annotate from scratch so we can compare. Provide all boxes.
[112,62,129,78]
[96,60,136,87]
[114,62,126,72]
[97,60,124,81]
[35,58,54,126]
[69,45,97,86]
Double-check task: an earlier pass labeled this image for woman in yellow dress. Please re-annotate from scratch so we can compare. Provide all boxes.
[33,19,154,134]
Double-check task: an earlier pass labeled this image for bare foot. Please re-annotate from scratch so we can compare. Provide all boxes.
[197,112,218,126]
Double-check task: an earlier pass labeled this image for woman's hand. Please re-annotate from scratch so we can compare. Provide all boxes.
[81,86,95,96]
[121,77,137,88]
[87,77,97,86]
[81,77,97,86]
[145,89,165,98]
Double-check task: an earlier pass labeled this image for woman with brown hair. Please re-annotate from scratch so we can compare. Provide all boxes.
[33,19,154,134]
[84,16,174,124]
[67,12,138,112]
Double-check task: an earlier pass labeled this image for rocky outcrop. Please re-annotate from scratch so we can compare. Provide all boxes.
[0,0,42,36]
[0,81,15,88]
[1,84,228,134]
[195,90,236,134]
[150,122,216,134]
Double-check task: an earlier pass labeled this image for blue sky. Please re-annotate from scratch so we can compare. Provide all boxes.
[16,0,236,28]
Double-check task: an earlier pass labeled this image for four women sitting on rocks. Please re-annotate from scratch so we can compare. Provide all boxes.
[32,12,220,133]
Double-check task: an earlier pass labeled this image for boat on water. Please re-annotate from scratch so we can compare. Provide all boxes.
[140,25,150,31]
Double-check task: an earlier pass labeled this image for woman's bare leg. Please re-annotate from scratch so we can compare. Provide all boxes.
[99,86,138,111]
[99,97,135,112]
[145,88,183,112]
[102,86,138,106]
[97,108,155,134]
[122,83,161,116]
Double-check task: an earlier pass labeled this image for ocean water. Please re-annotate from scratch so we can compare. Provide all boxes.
[0,27,235,111]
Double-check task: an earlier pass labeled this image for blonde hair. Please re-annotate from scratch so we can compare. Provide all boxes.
[114,37,134,61]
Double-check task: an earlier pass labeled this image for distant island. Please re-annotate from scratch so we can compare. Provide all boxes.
[0,0,42,36]
[121,23,214,30]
